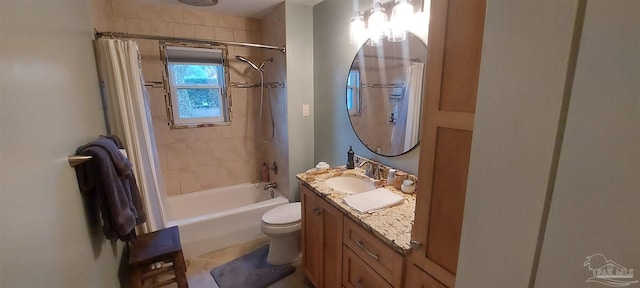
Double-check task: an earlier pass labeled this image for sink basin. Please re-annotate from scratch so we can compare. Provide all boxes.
[324,176,376,194]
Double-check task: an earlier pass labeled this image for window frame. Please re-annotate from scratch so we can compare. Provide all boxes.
[347,69,362,116]
[167,61,225,125]
[161,43,232,129]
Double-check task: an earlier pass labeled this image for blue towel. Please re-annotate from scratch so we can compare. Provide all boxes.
[74,135,146,241]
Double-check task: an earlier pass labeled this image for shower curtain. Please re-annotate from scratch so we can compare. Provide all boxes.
[95,39,166,232]
[404,62,425,151]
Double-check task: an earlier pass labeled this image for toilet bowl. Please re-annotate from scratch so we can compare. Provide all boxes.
[261,202,302,265]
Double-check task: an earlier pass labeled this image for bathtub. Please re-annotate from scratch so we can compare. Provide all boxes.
[165,183,289,260]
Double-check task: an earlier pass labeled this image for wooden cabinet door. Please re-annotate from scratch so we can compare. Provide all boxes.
[301,184,322,287]
[300,184,343,288]
[405,261,448,288]
[408,0,486,286]
[318,192,343,288]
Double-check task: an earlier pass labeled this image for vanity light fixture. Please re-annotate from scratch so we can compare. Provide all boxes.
[389,0,414,42]
[349,12,367,44]
[349,0,418,46]
[367,2,388,46]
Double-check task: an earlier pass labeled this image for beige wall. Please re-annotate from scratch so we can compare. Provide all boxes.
[261,3,290,198]
[91,0,274,195]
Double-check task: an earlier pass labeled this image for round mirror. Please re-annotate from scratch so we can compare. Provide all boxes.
[346,32,427,156]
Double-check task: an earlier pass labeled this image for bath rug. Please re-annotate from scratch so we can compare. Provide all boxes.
[210,244,295,288]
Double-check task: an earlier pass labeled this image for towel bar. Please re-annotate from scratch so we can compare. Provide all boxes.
[69,148,127,167]
[68,155,92,167]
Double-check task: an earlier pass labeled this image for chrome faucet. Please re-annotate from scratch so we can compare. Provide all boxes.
[264,182,277,190]
[358,160,379,179]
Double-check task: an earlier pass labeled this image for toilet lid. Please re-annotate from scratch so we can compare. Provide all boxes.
[262,202,301,225]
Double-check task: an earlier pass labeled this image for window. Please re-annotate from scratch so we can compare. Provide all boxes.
[163,45,230,127]
[347,69,361,116]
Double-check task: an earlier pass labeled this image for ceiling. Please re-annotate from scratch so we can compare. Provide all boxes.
[157,0,326,18]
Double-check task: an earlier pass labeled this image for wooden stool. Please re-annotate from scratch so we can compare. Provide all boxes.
[128,226,188,288]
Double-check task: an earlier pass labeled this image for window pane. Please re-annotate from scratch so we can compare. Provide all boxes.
[170,64,221,85]
[176,88,222,119]
[347,89,354,110]
[348,70,359,85]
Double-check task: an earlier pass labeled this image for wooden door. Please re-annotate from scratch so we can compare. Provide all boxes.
[408,0,487,287]
[300,184,343,288]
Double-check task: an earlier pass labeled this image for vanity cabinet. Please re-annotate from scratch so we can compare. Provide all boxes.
[300,184,342,288]
[406,0,486,287]
[301,183,408,288]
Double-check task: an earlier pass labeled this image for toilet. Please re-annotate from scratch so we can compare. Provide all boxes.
[261,202,302,265]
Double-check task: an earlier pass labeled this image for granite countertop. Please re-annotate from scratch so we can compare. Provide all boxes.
[296,167,416,255]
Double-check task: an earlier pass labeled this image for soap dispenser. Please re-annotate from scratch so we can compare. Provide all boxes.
[260,163,269,182]
[346,146,355,169]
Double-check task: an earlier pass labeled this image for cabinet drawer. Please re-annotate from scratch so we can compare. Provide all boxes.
[343,245,393,288]
[405,263,448,288]
[343,217,404,287]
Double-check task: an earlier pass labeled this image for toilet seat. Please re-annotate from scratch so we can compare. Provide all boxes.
[261,221,301,234]
[262,202,301,225]
[261,202,301,235]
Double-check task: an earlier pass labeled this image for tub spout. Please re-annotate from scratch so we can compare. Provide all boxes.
[264,182,277,190]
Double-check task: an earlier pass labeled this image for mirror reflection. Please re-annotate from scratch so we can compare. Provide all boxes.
[347,32,427,156]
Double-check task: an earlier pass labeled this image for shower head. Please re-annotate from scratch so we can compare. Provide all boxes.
[236,56,274,72]
[236,56,261,71]
[258,57,274,71]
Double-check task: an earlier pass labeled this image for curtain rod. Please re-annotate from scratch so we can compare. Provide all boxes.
[362,83,406,88]
[95,31,286,54]
[359,55,422,63]
[143,81,286,89]
[229,82,285,88]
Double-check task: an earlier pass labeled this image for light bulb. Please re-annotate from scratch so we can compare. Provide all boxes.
[349,12,366,44]
[389,0,413,42]
[367,1,388,45]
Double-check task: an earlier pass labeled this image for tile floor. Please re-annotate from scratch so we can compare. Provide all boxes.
[183,237,313,288]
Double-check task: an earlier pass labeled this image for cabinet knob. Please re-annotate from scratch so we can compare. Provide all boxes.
[410,240,422,250]
[313,207,322,216]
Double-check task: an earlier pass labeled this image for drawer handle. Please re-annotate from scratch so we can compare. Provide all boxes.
[355,278,364,288]
[355,240,379,260]
[313,207,322,215]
